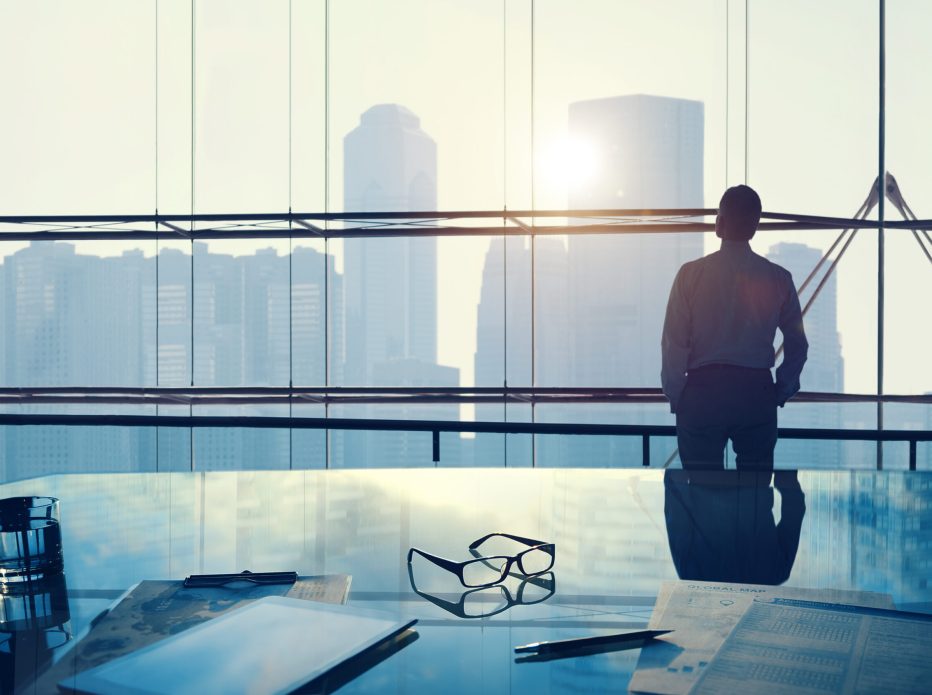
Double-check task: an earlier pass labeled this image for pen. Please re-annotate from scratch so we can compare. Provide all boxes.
[514,629,672,654]
[183,570,298,587]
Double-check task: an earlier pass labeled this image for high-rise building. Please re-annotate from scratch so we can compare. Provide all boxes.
[566,94,705,388]
[538,95,705,465]
[767,242,844,467]
[0,241,340,477]
[472,95,705,466]
[343,104,439,381]
[1,242,153,477]
[473,237,565,466]
[340,104,459,467]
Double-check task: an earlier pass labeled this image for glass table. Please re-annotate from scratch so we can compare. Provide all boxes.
[2,468,930,693]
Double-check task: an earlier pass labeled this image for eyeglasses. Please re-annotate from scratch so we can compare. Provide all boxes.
[407,533,555,588]
[407,561,555,619]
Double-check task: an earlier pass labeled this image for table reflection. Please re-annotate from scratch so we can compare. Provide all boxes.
[664,469,806,585]
[0,469,928,694]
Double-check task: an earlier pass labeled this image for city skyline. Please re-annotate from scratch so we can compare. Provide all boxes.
[1,1,928,403]
[0,93,927,473]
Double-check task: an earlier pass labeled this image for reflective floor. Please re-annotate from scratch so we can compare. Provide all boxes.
[1,469,930,693]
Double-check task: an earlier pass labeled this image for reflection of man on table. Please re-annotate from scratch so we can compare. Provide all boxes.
[663,469,806,585]
[661,185,808,469]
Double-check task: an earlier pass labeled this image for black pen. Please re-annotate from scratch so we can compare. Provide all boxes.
[514,629,672,654]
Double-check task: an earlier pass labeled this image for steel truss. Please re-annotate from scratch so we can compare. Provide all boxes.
[0,205,929,470]
[0,208,930,242]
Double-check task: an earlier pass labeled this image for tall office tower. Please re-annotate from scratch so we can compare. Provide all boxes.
[155,247,194,388]
[1,243,150,478]
[193,245,285,471]
[473,237,567,465]
[193,245,243,387]
[567,94,704,387]
[343,104,438,380]
[341,104,459,467]
[290,245,342,469]
[767,242,844,468]
[554,95,705,465]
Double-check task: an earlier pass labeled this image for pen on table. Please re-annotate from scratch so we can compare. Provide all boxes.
[514,629,673,655]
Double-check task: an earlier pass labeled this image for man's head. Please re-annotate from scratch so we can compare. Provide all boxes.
[715,185,762,241]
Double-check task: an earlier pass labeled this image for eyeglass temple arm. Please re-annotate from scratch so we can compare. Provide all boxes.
[407,547,462,574]
[468,532,549,550]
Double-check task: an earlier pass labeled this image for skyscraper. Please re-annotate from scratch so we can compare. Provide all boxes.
[1,242,153,478]
[473,236,565,466]
[340,104,459,467]
[767,242,844,467]
[343,104,439,381]
[0,241,340,478]
[547,95,705,465]
[566,94,705,389]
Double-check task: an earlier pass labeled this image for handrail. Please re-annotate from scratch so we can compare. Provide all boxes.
[0,413,927,471]
[0,386,927,406]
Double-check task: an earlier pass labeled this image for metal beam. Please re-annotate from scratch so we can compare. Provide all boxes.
[0,413,927,443]
[0,386,927,406]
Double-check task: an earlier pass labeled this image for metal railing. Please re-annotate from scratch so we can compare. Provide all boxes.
[0,206,928,472]
[1,412,928,471]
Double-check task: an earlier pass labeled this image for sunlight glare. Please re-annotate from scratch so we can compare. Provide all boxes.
[537,135,600,193]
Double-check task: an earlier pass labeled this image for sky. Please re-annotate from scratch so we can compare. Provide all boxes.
[0,0,929,399]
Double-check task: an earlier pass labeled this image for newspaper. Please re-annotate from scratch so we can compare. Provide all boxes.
[629,580,894,695]
[694,598,932,694]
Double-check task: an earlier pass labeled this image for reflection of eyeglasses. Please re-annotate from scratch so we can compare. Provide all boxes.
[407,561,555,619]
[407,533,555,588]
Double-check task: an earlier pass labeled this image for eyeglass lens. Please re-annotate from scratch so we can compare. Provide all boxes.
[517,547,554,575]
[461,556,509,587]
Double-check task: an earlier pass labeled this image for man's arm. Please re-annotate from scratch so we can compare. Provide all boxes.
[661,267,691,414]
[775,272,808,406]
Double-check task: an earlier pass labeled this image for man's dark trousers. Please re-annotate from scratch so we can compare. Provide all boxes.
[676,365,777,470]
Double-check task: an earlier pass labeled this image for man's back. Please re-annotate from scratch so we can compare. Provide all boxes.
[677,242,794,362]
[661,185,808,469]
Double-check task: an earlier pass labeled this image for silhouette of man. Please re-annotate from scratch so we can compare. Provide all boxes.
[661,185,808,469]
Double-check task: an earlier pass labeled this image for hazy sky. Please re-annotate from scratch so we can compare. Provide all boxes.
[0,0,929,400]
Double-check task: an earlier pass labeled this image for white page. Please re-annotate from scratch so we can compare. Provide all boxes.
[694,599,932,694]
[630,581,894,695]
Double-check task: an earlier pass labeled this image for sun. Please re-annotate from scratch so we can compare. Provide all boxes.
[537,135,600,194]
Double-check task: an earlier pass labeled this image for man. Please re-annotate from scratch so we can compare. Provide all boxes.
[661,185,808,469]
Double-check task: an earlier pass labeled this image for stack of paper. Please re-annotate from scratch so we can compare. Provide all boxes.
[629,580,899,694]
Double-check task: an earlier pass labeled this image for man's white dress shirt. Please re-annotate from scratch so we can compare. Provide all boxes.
[661,239,809,413]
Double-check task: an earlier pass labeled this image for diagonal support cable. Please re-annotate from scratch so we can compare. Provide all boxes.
[884,173,932,265]
[776,177,881,360]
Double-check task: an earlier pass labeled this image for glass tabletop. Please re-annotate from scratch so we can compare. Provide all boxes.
[2,468,929,693]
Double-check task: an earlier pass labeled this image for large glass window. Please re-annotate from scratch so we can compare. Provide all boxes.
[0,2,927,475]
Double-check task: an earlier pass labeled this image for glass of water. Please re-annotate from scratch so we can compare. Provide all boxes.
[0,497,64,583]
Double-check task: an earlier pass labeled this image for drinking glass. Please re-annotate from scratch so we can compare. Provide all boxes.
[0,497,64,583]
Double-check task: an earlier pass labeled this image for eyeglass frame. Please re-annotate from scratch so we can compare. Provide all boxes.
[406,532,556,589]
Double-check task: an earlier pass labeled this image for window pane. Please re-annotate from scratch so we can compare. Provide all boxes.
[885,1,931,459]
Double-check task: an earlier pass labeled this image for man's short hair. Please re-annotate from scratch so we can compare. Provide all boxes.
[716,185,762,241]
